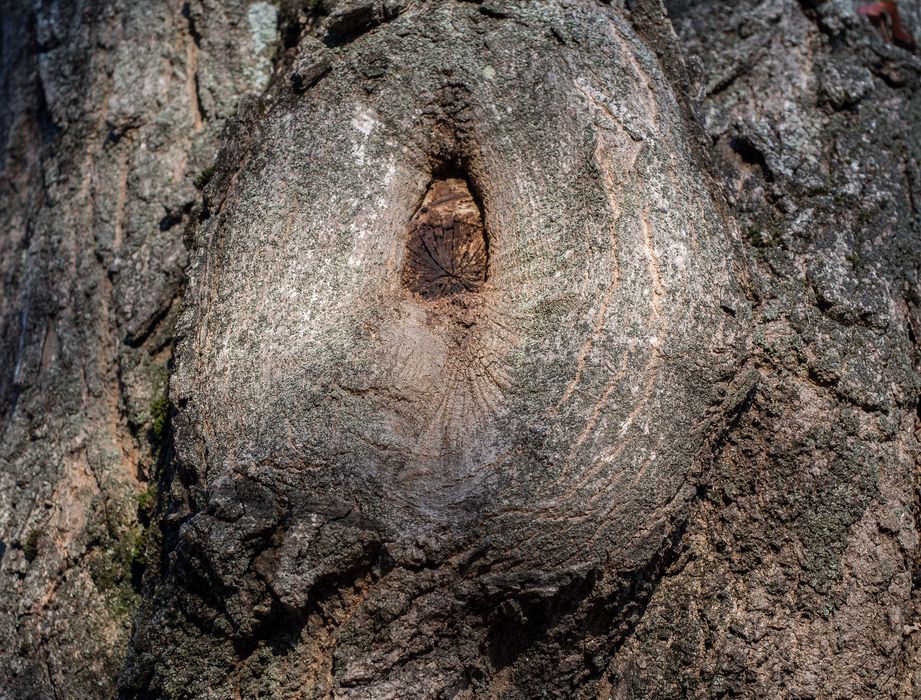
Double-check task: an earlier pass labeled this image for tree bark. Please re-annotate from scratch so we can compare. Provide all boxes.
[0,0,282,696]
[0,0,918,698]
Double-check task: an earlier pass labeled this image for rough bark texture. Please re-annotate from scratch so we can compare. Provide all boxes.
[0,1,281,696]
[0,0,918,698]
[606,1,921,697]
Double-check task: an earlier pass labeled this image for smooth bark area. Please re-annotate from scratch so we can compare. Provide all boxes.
[0,0,918,698]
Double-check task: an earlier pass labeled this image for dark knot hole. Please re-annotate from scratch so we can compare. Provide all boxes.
[402,175,488,300]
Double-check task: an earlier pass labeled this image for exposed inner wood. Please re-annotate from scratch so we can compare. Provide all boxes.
[402,177,487,299]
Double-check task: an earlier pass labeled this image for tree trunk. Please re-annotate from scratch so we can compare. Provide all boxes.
[0,0,918,698]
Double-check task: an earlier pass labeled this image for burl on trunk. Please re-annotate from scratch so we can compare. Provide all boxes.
[122,1,750,697]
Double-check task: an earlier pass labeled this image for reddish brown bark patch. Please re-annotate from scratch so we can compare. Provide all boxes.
[402,177,487,300]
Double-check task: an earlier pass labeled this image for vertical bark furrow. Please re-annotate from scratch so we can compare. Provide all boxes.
[0,1,286,697]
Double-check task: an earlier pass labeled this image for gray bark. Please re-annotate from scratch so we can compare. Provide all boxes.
[0,0,918,698]
[0,0,281,696]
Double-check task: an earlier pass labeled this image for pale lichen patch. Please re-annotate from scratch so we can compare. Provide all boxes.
[245,2,279,91]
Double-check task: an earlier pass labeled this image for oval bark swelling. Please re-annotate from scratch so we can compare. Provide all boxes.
[126,1,750,697]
